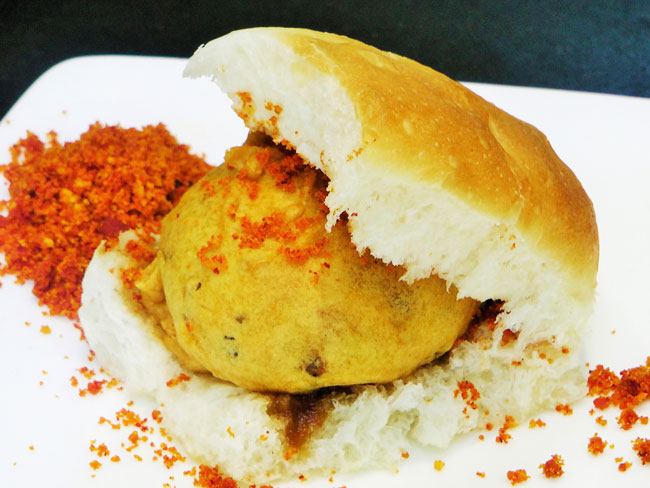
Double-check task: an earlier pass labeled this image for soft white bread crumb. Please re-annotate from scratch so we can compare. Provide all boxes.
[80,234,182,393]
[80,216,586,484]
[80,28,598,482]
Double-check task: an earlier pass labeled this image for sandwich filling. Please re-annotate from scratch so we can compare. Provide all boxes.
[134,133,479,393]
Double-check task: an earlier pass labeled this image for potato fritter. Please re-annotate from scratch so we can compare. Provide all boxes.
[137,134,479,393]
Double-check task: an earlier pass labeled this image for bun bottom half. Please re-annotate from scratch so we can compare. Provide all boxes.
[79,233,586,483]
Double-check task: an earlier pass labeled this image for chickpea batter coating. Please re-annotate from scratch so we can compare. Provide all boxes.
[137,134,479,393]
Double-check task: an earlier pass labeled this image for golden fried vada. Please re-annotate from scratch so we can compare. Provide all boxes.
[137,133,478,393]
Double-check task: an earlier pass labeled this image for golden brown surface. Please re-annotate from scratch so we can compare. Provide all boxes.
[272,28,598,298]
[139,136,478,393]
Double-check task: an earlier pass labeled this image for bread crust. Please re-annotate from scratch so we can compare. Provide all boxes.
[284,28,598,293]
[185,27,598,301]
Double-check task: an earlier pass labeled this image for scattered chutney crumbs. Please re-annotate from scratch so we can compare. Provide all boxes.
[588,434,608,455]
[0,123,211,319]
[539,454,564,478]
[433,460,445,471]
[235,212,327,265]
[617,408,649,430]
[90,440,110,458]
[499,328,520,347]
[588,358,650,412]
[476,471,486,478]
[496,415,517,444]
[633,437,650,465]
[154,444,187,469]
[235,169,260,200]
[73,322,86,341]
[588,358,650,433]
[78,366,95,379]
[198,234,228,274]
[79,379,108,397]
[583,358,650,473]
[217,143,331,267]
[39,325,51,334]
[68,366,120,396]
[192,464,273,488]
[119,233,158,289]
[91,404,189,476]
[166,372,191,388]
[554,404,573,416]
[528,418,546,429]
[617,460,632,472]
[152,409,163,424]
[454,380,480,414]
[506,469,529,485]
[255,149,303,192]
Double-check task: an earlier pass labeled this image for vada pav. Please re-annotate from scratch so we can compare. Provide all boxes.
[79,28,599,483]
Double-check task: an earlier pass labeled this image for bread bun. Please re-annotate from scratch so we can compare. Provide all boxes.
[80,28,598,483]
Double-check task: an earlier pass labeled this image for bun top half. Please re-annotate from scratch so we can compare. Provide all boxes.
[184,28,598,347]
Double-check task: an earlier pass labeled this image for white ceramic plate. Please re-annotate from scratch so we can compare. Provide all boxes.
[1,56,649,487]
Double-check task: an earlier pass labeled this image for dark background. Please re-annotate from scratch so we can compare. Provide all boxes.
[2,0,649,118]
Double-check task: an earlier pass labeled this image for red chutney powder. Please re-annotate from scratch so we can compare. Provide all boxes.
[496,415,517,444]
[231,148,330,265]
[633,437,650,465]
[588,359,650,411]
[0,123,211,319]
[506,469,529,485]
[193,464,273,488]
[587,434,608,455]
[588,357,650,433]
[539,454,564,478]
